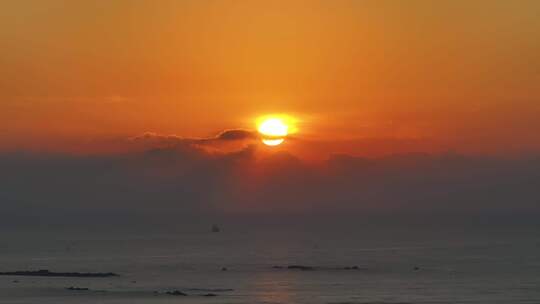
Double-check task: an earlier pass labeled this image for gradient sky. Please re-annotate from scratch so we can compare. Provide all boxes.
[1,0,539,156]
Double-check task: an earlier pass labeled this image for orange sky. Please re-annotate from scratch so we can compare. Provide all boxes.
[1,0,539,156]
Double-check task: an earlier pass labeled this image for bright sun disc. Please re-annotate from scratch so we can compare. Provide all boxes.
[257,116,296,146]
[258,118,288,137]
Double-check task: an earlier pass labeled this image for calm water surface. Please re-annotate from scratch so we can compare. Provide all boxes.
[1,225,539,304]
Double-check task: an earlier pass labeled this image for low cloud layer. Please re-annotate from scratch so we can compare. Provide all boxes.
[130,129,258,144]
[126,129,258,151]
[1,140,539,231]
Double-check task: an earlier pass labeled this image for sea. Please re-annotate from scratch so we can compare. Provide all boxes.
[1,219,539,304]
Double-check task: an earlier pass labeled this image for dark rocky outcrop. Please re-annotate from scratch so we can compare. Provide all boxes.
[66,286,90,291]
[158,287,233,297]
[343,266,360,270]
[287,265,315,271]
[187,288,234,292]
[0,269,118,277]
[166,290,188,296]
[273,265,365,271]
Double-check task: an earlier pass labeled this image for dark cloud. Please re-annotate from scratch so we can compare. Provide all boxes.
[129,132,181,142]
[130,129,257,144]
[214,129,258,141]
[0,146,539,231]
[128,132,185,146]
[125,130,258,154]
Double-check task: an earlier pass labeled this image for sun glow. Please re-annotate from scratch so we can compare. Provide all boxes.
[257,115,297,146]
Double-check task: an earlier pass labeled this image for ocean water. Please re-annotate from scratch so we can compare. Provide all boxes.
[1,223,539,304]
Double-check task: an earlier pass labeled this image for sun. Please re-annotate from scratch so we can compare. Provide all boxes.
[257,115,296,146]
[261,138,285,146]
[258,118,288,137]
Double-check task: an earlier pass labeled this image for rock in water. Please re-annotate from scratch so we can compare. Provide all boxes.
[166,290,188,296]
[287,265,315,271]
[66,287,89,291]
[0,269,118,278]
